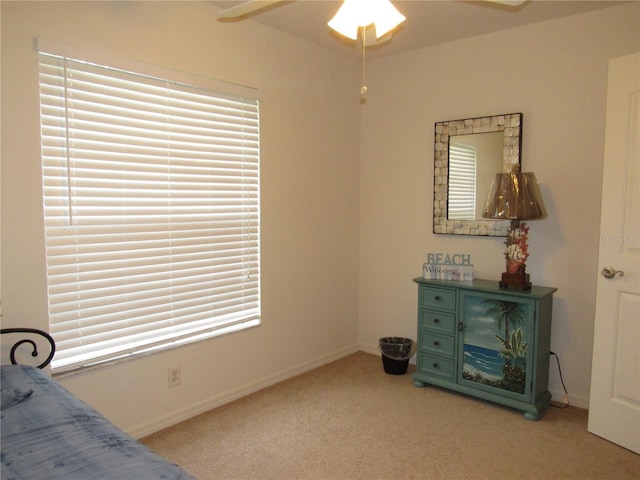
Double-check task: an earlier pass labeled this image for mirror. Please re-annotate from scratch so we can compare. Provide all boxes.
[433,113,522,236]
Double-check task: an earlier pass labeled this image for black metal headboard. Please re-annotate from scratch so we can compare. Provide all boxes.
[0,328,56,369]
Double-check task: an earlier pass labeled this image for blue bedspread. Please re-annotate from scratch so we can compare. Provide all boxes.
[1,365,195,479]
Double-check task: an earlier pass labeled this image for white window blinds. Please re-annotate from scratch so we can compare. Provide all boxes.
[448,142,477,220]
[39,52,260,373]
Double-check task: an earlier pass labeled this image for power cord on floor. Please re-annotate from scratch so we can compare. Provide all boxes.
[549,351,570,409]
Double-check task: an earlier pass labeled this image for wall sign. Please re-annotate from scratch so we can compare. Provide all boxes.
[423,252,474,281]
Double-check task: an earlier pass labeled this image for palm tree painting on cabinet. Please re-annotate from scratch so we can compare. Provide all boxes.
[461,296,530,395]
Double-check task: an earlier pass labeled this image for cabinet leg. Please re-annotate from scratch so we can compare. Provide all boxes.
[523,411,540,421]
[413,379,427,388]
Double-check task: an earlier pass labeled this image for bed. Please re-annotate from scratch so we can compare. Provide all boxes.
[1,328,196,479]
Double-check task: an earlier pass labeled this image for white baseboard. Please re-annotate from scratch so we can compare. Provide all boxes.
[129,344,360,439]
[130,343,588,438]
[358,343,378,357]
[548,390,588,409]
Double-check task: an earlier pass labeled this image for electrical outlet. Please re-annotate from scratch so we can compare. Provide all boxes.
[168,366,181,388]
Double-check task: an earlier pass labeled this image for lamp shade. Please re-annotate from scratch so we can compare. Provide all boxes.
[328,0,406,40]
[482,172,547,220]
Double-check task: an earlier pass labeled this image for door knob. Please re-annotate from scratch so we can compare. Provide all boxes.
[601,266,624,279]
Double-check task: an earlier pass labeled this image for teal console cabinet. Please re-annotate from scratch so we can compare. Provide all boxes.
[412,277,557,420]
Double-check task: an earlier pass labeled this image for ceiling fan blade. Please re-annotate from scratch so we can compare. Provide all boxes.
[485,0,527,5]
[217,0,286,19]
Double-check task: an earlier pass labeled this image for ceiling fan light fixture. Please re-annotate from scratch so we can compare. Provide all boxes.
[370,0,406,38]
[328,0,406,40]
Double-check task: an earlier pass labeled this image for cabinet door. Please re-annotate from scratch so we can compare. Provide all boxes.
[458,291,535,401]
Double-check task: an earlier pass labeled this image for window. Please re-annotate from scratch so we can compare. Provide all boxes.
[448,142,477,220]
[38,47,260,373]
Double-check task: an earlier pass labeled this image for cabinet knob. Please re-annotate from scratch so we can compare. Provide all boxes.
[434,295,441,301]
[433,363,439,368]
[433,318,440,323]
[433,341,440,346]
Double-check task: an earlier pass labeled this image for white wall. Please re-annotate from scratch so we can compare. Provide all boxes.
[358,3,640,408]
[1,1,361,436]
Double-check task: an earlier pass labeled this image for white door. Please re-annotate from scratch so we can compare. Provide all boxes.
[588,52,640,454]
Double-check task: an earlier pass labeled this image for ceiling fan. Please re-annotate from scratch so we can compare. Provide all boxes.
[217,0,289,19]
[217,0,528,21]
[215,0,528,97]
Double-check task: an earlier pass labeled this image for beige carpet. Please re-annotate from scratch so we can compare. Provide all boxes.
[142,352,639,479]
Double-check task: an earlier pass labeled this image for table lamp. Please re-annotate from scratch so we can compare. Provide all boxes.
[482,168,547,289]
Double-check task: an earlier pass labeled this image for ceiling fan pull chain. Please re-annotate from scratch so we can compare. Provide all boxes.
[361,25,367,96]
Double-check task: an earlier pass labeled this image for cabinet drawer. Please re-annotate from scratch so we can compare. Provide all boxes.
[418,353,455,380]
[419,286,457,311]
[419,309,456,334]
[420,331,455,357]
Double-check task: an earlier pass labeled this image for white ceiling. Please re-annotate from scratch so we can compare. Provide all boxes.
[206,1,625,59]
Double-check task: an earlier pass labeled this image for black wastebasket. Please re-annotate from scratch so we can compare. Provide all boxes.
[379,337,415,375]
